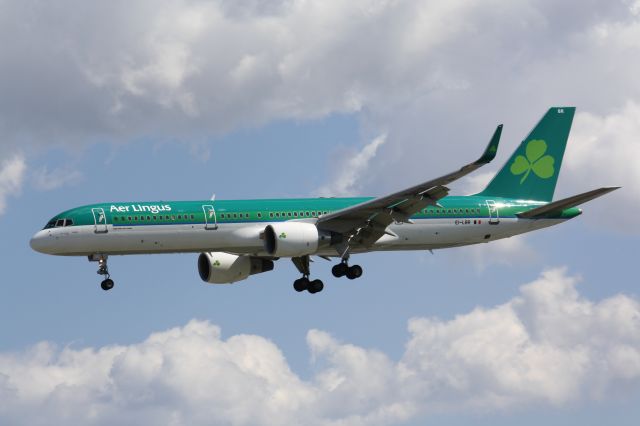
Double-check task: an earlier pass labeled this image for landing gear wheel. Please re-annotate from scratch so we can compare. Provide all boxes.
[332,263,348,278]
[93,255,115,291]
[346,265,363,280]
[101,278,114,291]
[293,277,309,292]
[308,279,324,294]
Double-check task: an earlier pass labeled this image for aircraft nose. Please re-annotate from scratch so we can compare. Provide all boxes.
[30,230,53,254]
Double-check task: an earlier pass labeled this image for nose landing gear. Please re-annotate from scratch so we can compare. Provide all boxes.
[90,255,115,291]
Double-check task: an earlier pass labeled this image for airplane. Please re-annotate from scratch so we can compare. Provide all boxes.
[30,107,619,293]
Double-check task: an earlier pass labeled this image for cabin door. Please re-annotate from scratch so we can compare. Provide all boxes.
[91,208,108,233]
[202,204,218,230]
[486,200,500,224]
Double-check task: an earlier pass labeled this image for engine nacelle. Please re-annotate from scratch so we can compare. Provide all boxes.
[263,222,320,257]
[198,252,274,284]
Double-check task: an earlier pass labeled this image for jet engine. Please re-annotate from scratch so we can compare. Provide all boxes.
[198,252,274,284]
[263,222,325,257]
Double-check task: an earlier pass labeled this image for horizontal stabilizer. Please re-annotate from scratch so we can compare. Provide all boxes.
[517,187,620,219]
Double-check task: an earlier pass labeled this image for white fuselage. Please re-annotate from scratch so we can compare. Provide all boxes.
[30,217,564,257]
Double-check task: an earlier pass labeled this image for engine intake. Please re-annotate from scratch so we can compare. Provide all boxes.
[198,252,274,284]
[263,222,320,257]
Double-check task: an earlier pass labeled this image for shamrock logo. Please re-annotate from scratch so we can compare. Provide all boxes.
[510,139,555,184]
[213,260,221,267]
[279,232,287,239]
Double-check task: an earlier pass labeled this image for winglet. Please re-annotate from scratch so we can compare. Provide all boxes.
[476,124,503,164]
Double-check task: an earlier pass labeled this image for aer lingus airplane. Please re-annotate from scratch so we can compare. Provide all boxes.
[30,107,618,293]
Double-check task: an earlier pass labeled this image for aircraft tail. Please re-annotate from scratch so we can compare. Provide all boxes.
[476,107,575,202]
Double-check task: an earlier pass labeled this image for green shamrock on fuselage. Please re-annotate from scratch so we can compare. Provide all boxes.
[510,139,555,184]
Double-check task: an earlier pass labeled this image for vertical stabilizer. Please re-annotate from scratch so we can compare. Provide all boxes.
[476,107,575,202]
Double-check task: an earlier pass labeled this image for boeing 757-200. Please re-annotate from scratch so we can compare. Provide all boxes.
[30,107,619,293]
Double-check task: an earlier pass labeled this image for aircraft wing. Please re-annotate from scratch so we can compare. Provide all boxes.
[317,124,503,247]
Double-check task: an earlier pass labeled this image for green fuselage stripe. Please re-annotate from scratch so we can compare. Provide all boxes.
[42,195,580,229]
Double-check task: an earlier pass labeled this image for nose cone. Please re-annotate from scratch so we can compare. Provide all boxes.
[30,230,54,254]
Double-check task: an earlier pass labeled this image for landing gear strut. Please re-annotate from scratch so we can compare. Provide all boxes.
[332,260,363,280]
[91,255,114,291]
[291,256,324,294]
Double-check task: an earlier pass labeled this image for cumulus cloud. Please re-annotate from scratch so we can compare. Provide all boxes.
[0,1,637,145]
[447,236,539,273]
[315,133,387,197]
[0,154,26,215]
[2,268,639,425]
[561,103,640,229]
[1,0,639,229]
[31,166,83,191]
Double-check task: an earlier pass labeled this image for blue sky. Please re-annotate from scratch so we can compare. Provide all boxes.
[1,1,639,425]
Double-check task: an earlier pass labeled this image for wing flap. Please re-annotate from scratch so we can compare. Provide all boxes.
[517,187,620,219]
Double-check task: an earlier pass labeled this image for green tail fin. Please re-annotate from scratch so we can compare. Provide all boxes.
[476,107,575,202]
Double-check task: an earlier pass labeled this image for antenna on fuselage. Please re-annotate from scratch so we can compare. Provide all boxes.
[210,193,216,201]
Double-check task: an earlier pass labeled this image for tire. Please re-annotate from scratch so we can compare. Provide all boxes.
[332,263,348,278]
[101,279,114,291]
[308,279,324,293]
[346,265,363,280]
[293,278,308,292]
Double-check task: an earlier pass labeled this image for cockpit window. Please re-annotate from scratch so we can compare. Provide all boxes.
[44,218,74,229]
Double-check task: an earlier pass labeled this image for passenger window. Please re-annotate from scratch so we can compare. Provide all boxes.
[287,212,292,217]
[134,216,139,221]
[294,212,298,217]
[269,213,273,218]
[153,216,157,220]
[171,215,175,220]
[275,213,280,218]
[311,211,316,216]
[257,212,262,218]
[190,214,195,220]
[146,216,151,220]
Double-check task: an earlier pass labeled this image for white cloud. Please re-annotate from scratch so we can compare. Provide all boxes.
[2,268,639,425]
[315,133,387,197]
[447,236,539,273]
[0,0,639,231]
[0,154,26,215]
[459,171,494,195]
[0,0,636,147]
[562,102,640,230]
[31,166,82,191]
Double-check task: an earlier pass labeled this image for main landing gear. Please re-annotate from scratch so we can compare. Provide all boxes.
[331,261,363,280]
[291,255,364,294]
[291,256,324,294]
[90,255,114,291]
